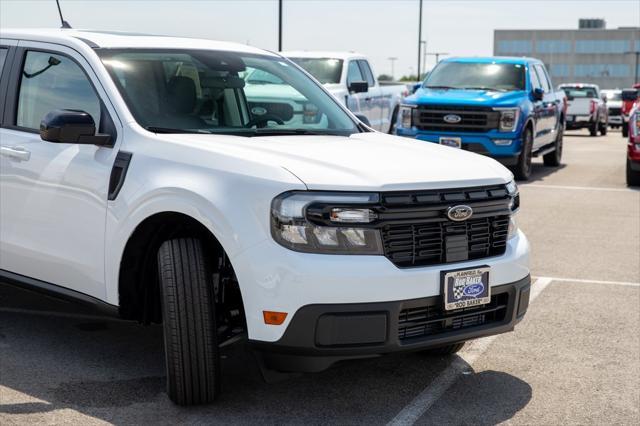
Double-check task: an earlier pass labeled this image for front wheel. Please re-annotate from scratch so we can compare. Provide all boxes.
[589,118,598,136]
[543,124,563,167]
[599,121,607,135]
[510,127,533,181]
[158,238,221,405]
[627,159,640,186]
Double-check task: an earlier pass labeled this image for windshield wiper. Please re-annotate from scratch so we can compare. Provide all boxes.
[246,128,346,137]
[425,85,457,89]
[145,126,213,134]
[461,86,507,92]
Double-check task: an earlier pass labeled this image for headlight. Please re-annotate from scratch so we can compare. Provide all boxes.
[496,108,520,132]
[271,191,384,254]
[399,105,415,128]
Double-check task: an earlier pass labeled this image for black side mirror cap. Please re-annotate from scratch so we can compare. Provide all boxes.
[348,81,369,94]
[532,87,544,101]
[354,114,371,127]
[40,109,112,146]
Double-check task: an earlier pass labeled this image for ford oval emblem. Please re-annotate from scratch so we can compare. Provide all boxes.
[447,205,473,221]
[443,114,462,124]
[251,106,268,116]
[463,283,485,297]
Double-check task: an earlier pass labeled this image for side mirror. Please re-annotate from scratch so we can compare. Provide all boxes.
[40,109,111,146]
[532,87,544,101]
[348,80,369,94]
[354,114,371,127]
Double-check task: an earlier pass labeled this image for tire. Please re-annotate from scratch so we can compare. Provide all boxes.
[510,127,533,181]
[599,121,607,136]
[158,238,220,405]
[589,119,598,136]
[423,342,465,356]
[543,123,563,167]
[622,125,629,138]
[627,158,640,186]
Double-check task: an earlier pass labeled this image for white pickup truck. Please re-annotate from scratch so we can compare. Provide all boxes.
[559,83,608,136]
[282,51,407,133]
[0,28,530,406]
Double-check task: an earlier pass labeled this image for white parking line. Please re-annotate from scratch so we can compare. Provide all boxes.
[387,277,553,426]
[521,184,638,193]
[532,276,640,287]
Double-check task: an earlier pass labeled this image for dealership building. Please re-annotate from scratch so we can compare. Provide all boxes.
[494,19,640,89]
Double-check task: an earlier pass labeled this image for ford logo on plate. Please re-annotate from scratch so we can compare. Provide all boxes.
[447,205,473,221]
[463,283,485,297]
[443,114,462,124]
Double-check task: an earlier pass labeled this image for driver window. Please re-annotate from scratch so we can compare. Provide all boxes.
[17,51,101,130]
[529,65,542,91]
[347,61,365,86]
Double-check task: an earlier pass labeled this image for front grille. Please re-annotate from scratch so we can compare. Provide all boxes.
[398,293,509,342]
[413,105,500,133]
[608,107,622,116]
[379,185,512,268]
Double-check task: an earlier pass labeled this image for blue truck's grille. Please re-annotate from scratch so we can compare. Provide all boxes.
[413,105,500,133]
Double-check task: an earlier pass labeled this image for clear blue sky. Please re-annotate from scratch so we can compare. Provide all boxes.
[1,0,638,78]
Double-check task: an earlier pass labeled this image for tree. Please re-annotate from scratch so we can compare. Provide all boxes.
[378,74,393,81]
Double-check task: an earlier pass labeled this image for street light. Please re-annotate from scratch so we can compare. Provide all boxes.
[388,57,398,80]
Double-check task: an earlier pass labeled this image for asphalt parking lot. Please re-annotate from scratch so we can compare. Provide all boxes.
[1,129,639,425]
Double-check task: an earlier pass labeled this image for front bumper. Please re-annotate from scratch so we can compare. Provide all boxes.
[395,128,522,164]
[251,275,531,372]
[608,116,622,125]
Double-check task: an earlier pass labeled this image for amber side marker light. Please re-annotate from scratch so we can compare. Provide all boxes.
[263,311,288,325]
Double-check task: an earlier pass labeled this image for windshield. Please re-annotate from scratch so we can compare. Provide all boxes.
[98,49,358,136]
[561,86,598,99]
[603,91,622,101]
[424,62,526,91]
[288,58,343,84]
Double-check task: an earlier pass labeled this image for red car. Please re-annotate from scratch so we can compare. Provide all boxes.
[627,100,640,186]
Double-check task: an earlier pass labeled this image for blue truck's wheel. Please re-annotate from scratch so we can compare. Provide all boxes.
[543,125,563,167]
[511,127,533,180]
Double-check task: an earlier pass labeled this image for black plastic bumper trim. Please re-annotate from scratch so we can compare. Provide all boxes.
[250,275,531,372]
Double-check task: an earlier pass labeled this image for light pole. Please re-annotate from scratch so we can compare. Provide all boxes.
[420,40,427,79]
[278,0,283,51]
[388,57,398,80]
[417,0,423,80]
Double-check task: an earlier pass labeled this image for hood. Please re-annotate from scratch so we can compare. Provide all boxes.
[407,87,527,108]
[158,132,512,191]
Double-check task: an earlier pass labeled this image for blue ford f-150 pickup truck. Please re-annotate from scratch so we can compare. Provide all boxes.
[396,57,566,180]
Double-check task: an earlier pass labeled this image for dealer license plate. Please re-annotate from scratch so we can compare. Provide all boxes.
[442,267,491,311]
[439,136,461,148]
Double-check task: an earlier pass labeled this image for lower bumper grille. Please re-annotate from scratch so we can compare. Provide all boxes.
[398,293,509,341]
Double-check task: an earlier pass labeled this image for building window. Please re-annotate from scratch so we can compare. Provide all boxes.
[496,40,532,55]
[575,40,630,54]
[574,64,630,78]
[536,40,572,54]
[549,64,570,77]
[635,40,640,52]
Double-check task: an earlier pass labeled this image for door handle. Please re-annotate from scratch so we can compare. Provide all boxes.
[1,146,31,161]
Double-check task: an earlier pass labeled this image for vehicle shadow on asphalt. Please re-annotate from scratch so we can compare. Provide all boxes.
[526,161,566,183]
[0,305,532,425]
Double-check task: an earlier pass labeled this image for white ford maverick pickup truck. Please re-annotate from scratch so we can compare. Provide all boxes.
[0,29,530,406]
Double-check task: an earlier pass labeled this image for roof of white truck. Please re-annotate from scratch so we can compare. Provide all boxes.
[0,28,276,56]
[282,51,366,60]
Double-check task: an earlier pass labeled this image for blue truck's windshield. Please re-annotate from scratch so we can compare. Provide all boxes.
[425,62,526,92]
